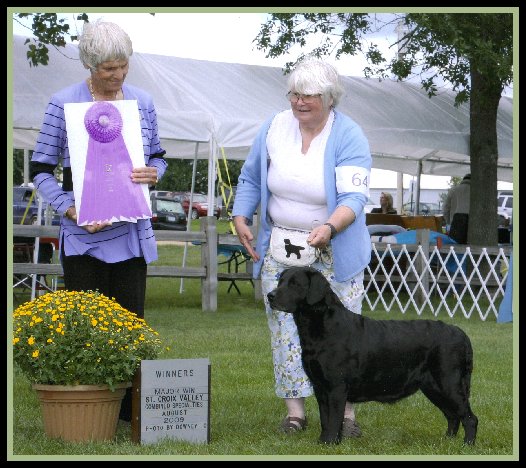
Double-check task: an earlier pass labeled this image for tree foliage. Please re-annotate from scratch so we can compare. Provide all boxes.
[156,159,210,193]
[156,159,244,196]
[401,13,512,105]
[256,13,512,105]
[14,13,88,66]
[13,150,25,186]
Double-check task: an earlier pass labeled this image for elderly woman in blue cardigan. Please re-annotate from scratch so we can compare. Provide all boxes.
[232,57,372,437]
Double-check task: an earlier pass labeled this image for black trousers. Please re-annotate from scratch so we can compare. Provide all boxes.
[62,253,147,318]
[62,252,147,421]
[449,213,469,244]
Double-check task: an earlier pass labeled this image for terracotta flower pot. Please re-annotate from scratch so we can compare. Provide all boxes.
[32,382,131,442]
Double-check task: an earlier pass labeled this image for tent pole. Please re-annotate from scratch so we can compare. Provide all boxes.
[415,160,422,215]
[206,139,217,216]
[23,149,30,185]
[179,142,200,294]
[396,172,404,213]
[31,190,43,299]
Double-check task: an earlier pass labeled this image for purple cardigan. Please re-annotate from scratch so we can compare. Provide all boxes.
[30,81,167,264]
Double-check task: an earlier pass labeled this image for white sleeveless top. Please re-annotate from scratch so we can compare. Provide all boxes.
[267,109,334,230]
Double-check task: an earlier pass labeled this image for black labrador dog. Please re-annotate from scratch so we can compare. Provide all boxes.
[267,266,478,445]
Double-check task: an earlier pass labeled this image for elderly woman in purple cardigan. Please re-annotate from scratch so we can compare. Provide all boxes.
[30,20,167,422]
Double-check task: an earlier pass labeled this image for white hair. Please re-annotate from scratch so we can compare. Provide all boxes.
[78,19,133,70]
[287,56,344,107]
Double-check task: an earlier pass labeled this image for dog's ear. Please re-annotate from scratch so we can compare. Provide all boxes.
[305,269,329,305]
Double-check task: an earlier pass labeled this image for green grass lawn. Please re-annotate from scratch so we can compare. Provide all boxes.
[9,236,517,460]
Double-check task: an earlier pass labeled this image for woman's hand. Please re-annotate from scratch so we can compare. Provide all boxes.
[65,206,112,233]
[307,224,332,249]
[83,221,113,233]
[233,216,260,262]
[131,167,158,186]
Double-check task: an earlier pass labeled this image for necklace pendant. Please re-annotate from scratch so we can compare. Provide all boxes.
[88,78,122,101]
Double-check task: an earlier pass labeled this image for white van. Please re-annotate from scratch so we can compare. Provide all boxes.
[497,191,513,225]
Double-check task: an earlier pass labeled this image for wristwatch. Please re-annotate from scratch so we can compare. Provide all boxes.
[324,222,337,239]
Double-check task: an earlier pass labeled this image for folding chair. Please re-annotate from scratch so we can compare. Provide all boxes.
[217,244,253,294]
[13,236,61,303]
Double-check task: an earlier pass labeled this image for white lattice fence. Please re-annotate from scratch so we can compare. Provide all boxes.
[365,232,511,320]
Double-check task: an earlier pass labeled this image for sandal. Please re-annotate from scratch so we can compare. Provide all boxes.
[341,418,362,438]
[280,416,308,433]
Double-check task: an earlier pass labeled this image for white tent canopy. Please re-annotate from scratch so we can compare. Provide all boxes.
[12,35,513,183]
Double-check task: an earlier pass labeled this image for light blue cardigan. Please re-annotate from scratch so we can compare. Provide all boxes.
[232,110,372,282]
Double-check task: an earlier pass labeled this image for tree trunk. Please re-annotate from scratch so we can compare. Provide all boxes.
[469,67,502,247]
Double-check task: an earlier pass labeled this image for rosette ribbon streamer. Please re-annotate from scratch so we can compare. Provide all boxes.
[78,101,151,224]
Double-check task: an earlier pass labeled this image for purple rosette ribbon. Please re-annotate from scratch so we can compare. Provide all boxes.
[77,101,151,225]
[84,101,123,143]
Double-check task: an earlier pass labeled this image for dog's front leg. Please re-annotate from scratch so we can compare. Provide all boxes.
[316,385,347,444]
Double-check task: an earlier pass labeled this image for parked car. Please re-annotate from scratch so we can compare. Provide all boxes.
[149,190,173,199]
[150,194,187,230]
[13,186,60,226]
[497,190,513,226]
[171,192,221,220]
[402,202,442,216]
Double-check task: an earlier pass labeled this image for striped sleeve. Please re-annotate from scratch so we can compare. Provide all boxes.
[31,98,69,168]
[31,96,74,215]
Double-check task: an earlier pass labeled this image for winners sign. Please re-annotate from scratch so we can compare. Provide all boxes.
[140,358,210,444]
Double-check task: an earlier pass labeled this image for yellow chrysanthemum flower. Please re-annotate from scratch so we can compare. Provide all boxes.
[13,290,162,387]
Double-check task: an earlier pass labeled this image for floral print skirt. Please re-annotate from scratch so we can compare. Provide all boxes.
[261,249,365,398]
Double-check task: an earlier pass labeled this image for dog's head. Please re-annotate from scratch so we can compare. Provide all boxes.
[267,267,331,313]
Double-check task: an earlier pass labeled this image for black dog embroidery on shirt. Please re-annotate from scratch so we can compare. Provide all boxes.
[284,239,305,259]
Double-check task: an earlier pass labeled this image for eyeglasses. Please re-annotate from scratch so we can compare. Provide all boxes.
[286,92,322,104]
